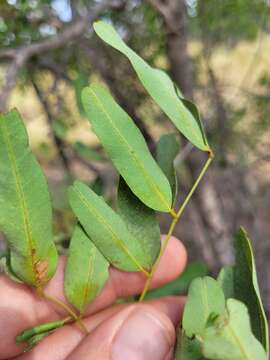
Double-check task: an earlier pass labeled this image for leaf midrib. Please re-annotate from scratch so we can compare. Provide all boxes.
[74,186,147,274]
[80,247,95,313]
[225,314,253,360]
[112,40,206,150]
[1,121,37,283]
[88,88,171,212]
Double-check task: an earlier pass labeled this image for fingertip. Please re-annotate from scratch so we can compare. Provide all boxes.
[152,236,187,285]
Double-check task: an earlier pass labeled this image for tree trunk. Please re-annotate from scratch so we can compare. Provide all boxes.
[148,0,233,269]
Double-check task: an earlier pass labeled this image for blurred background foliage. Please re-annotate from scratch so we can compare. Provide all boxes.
[0,0,270,314]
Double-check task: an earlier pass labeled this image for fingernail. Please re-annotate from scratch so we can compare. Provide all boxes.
[112,309,174,360]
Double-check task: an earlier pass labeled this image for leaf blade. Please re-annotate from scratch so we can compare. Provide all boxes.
[234,227,269,354]
[218,265,235,299]
[182,276,225,337]
[203,299,267,360]
[82,84,172,212]
[68,181,150,273]
[0,110,58,287]
[117,177,161,269]
[93,21,209,152]
[156,133,180,203]
[64,225,109,313]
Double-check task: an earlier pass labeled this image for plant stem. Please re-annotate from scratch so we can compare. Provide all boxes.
[176,152,213,219]
[139,216,178,301]
[139,152,214,302]
[41,293,89,334]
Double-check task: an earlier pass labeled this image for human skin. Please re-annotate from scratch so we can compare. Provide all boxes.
[0,236,187,360]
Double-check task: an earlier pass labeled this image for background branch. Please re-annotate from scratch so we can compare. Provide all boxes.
[0,0,120,112]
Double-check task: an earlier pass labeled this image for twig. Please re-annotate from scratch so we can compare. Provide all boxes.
[139,151,214,301]
[31,76,71,174]
[0,0,119,111]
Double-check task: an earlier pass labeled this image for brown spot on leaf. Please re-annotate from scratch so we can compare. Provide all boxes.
[35,260,49,286]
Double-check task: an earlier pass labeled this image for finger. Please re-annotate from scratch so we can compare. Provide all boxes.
[45,236,187,315]
[15,296,184,360]
[67,301,180,360]
[0,237,186,358]
[15,296,185,360]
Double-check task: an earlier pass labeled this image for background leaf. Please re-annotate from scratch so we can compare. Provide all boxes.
[64,225,109,314]
[117,177,161,269]
[144,261,208,300]
[156,133,180,203]
[93,21,209,152]
[72,141,106,162]
[182,276,225,337]
[69,181,151,273]
[0,110,58,287]
[203,299,267,360]
[82,83,172,212]
[73,72,89,117]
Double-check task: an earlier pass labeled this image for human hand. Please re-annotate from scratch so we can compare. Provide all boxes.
[0,236,186,360]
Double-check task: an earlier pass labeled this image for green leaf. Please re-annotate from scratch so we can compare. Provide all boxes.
[233,227,269,354]
[182,276,225,337]
[117,177,161,269]
[93,21,209,152]
[144,261,208,300]
[156,133,179,203]
[1,249,24,283]
[0,110,58,287]
[218,265,235,299]
[181,99,209,149]
[64,225,109,314]
[203,299,267,360]
[73,141,105,162]
[68,181,151,273]
[82,83,172,212]
[175,331,202,360]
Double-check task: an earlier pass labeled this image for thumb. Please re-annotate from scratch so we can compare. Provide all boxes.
[67,304,176,360]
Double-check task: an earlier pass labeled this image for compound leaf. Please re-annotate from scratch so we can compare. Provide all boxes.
[82,84,172,212]
[0,110,58,287]
[64,225,109,314]
[117,177,161,269]
[183,276,225,337]
[93,21,209,152]
[156,133,180,203]
[68,181,151,273]
[203,299,267,360]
